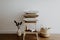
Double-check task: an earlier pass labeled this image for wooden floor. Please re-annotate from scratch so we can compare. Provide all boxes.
[0,34,60,40]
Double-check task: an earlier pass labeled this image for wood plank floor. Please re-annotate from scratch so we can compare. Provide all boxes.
[0,34,60,40]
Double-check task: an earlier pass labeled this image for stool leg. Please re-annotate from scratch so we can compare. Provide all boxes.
[23,33,26,40]
[36,33,39,40]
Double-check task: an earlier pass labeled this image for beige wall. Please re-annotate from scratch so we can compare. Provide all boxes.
[0,0,60,34]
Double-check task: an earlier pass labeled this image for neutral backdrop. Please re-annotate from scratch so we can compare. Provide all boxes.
[0,0,60,34]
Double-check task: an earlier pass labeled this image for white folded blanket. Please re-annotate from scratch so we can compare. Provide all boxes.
[23,18,38,21]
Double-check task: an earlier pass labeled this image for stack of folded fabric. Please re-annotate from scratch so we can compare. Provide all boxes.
[23,12,39,32]
[23,12,38,23]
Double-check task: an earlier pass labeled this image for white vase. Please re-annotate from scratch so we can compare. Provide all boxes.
[17,29,22,36]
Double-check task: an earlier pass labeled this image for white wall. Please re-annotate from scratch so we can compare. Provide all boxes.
[0,0,60,34]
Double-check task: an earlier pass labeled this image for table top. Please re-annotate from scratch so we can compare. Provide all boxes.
[24,32,38,34]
